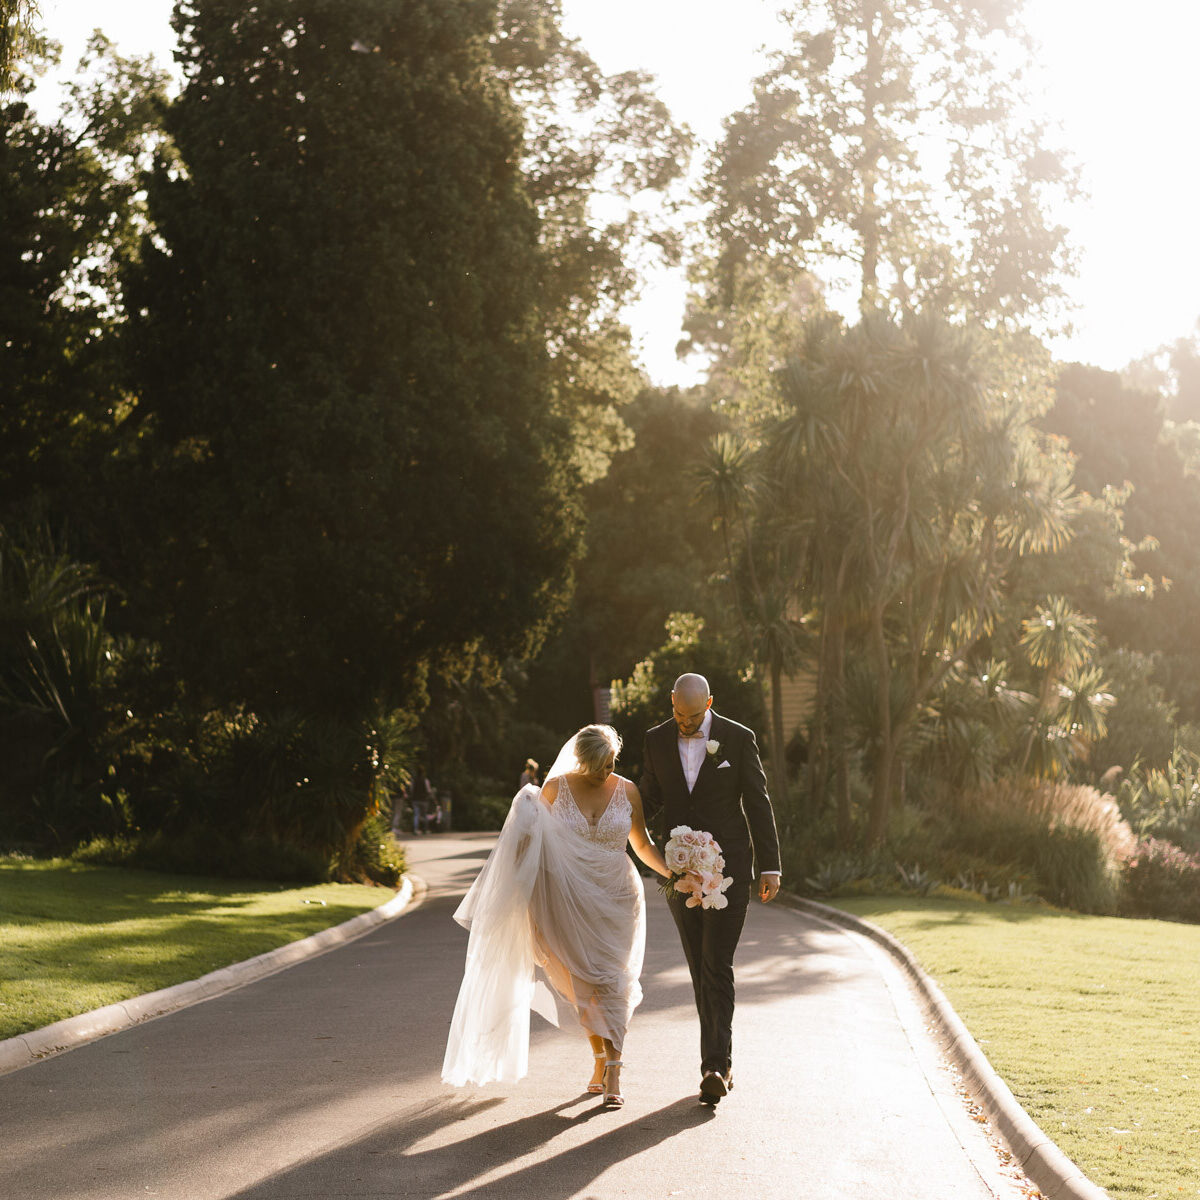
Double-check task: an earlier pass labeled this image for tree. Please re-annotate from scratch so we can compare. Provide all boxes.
[491,0,693,483]
[765,315,1083,843]
[1127,318,1200,423]
[610,611,763,797]
[0,36,168,532]
[0,0,38,92]
[1016,595,1110,776]
[519,386,728,739]
[117,0,582,866]
[685,0,1078,407]
[695,431,806,811]
[1043,363,1200,721]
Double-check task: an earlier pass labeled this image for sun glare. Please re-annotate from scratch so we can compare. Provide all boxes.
[33,0,1200,385]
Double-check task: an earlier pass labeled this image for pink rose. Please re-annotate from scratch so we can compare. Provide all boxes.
[666,844,690,872]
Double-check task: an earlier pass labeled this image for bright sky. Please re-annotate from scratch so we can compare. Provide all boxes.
[31,0,1200,386]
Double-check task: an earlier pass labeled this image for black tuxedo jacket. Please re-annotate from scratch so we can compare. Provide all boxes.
[640,712,780,884]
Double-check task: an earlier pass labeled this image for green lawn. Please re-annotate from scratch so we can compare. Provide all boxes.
[832,897,1200,1200]
[0,856,389,1041]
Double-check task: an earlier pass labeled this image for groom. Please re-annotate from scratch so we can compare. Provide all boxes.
[640,672,781,1106]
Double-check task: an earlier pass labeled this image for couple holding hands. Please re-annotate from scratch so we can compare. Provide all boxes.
[442,672,781,1109]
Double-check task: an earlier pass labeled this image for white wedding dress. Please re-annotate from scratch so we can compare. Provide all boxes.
[442,774,646,1087]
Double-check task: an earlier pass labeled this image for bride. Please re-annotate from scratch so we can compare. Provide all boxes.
[442,723,670,1107]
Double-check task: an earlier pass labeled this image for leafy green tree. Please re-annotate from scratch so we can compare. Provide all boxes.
[118,0,581,864]
[124,0,579,716]
[1043,363,1200,720]
[610,611,763,811]
[0,36,168,532]
[1127,318,1200,423]
[0,527,123,848]
[1093,647,1178,775]
[491,0,693,482]
[684,0,1078,410]
[0,0,38,91]
[519,386,727,738]
[765,315,1082,842]
[1016,596,1112,776]
[695,431,806,810]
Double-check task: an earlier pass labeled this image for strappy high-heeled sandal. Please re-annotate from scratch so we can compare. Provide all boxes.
[602,1060,624,1109]
[586,1051,606,1094]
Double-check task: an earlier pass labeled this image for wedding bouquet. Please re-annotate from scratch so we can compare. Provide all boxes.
[659,825,734,910]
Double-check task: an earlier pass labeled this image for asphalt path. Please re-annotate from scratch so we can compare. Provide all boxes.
[0,832,1037,1199]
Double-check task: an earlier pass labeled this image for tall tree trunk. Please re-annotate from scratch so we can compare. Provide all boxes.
[828,605,852,847]
[806,618,829,820]
[866,601,893,845]
[859,0,883,312]
[768,652,791,815]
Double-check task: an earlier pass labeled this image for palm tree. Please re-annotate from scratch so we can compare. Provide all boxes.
[695,434,803,812]
[765,313,1078,844]
[1022,595,1099,772]
[1018,597,1111,776]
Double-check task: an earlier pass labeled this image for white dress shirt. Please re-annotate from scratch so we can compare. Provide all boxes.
[676,711,781,880]
[677,710,713,792]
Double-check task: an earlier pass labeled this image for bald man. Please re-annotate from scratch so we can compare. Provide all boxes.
[640,673,781,1106]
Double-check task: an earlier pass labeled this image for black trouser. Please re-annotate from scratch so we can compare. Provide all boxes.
[667,880,751,1076]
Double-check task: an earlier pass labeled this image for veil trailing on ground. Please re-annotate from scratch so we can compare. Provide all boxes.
[441,782,548,1086]
[442,735,645,1088]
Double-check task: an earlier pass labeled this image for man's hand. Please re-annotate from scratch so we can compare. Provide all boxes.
[758,874,780,903]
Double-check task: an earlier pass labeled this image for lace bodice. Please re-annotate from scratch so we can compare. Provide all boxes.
[553,776,632,854]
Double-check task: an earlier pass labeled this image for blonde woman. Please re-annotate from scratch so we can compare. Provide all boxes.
[443,724,669,1108]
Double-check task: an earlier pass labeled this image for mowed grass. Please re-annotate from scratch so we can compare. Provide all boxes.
[0,856,389,1041]
[832,897,1200,1199]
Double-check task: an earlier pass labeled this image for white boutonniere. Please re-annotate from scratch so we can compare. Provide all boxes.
[706,739,720,758]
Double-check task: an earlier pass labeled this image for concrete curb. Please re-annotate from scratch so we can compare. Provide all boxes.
[780,894,1110,1200]
[0,874,417,1078]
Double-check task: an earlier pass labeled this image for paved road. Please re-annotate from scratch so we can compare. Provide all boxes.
[0,833,1034,1199]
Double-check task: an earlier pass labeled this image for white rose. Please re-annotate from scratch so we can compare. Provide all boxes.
[706,740,720,756]
[670,825,693,839]
[666,844,691,872]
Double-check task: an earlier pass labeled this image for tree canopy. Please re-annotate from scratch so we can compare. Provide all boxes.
[683,0,1078,411]
[122,0,581,715]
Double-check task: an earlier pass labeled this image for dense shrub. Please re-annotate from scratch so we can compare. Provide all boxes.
[76,814,407,886]
[791,775,1128,913]
[1115,746,1200,854]
[452,793,512,832]
[332,813,406,887]
[75,831,333,883]
[969,778,1136,865]
[1120,838,1200,923]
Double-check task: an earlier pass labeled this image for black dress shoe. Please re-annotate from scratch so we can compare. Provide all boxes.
[699,1070,732,1105]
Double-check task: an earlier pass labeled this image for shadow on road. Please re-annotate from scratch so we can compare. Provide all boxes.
[222,1093,714,1200]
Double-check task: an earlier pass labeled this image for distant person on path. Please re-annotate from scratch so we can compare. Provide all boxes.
[443,724,670,1108]
[518,758,539,789]
[408,769,434,835]
[640,672,781,1106]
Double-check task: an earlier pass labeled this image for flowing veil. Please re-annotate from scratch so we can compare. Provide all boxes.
[442,733,644,1087]
[441,735,575,1087]
[543,732,585,784]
